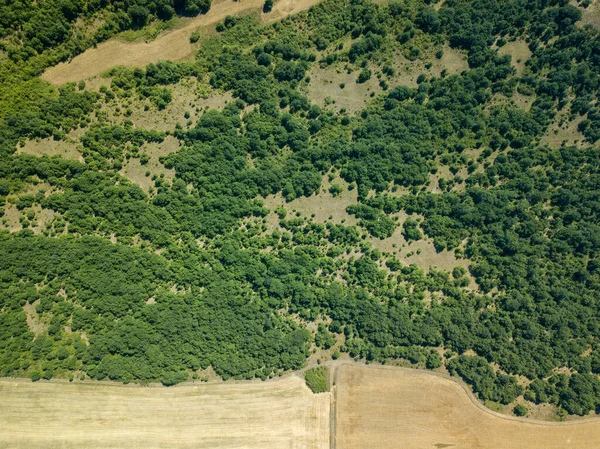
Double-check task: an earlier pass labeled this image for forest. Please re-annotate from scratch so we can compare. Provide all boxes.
[1,0,600,419]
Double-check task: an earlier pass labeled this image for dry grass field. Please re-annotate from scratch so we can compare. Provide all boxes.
[0,374,330,449]
[335,364,600,449]
[17,137,83,161]
[497,39,531,76]
[575,0,600,29]
[41,0,326,85]
[263,175,359,226]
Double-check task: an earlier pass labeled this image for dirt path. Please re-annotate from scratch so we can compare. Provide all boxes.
[42,0,324,85]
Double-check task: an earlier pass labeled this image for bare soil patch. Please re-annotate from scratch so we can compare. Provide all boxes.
[99,78,232,131]
[306,46,467,113]
[0,203,22,232]
[335,364,600,449]
[389,45,468,87]
[42,0,326,85]
[0,375,330,449]
[23,301,47,336]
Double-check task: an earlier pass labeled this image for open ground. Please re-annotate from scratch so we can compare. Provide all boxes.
[0,374,330,449]
[41,0,326,85]
[335,364,600,449]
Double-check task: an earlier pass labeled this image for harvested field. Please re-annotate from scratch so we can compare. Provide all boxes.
[42,0,325,85]
[335,364,600,449]
[0,375,330,449]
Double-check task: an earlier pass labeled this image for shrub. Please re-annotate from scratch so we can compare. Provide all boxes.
[305,367,329,393]
[357,68,372,84]
[514,404,528,416]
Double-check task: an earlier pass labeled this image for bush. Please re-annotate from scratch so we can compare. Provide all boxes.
[263,0,274,13]
[30,370,42,382]
[357,68,372,84]
[514,404,528,416]
[190,31,201,43]
[329,184,342,197]
[305,367,329,393]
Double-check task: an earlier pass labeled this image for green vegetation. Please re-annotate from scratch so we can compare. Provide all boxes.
[0,0,600,419]
[0,0,212,63]
[305,367,329,393]
[514,403,528,417]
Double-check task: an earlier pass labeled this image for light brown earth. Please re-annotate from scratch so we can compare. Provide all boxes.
[0,203,22,232]
[3,362,600,448]
[335,364,600,449]
[23,301,46,336]
[0,374,330,449]
[263,175,359,226]
[42,0,326,85]
[306,63,383,113]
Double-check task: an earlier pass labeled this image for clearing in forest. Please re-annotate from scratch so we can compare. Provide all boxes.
[41,0,325,85]
[0,375,330,449]
[17,137,82,161]
[335,364,600,449]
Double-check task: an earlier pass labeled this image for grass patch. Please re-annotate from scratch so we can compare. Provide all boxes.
[117,18,177,43]
[305,367,330,393]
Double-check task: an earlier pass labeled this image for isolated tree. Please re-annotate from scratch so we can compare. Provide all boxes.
[263,0,274,13]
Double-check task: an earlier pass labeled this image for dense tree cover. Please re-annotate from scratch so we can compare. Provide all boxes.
[1,0,600,418]
[0,233,311,382]
[447,355,523,404]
